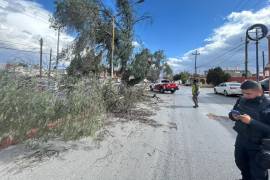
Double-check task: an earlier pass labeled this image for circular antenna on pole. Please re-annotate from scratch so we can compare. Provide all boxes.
[246,24,268,41]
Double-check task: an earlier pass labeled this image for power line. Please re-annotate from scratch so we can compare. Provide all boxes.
[197,42,245,68]
[0,40,39,49]
[214,45,244,67]
[233,0,247,12]
[251,0,265,10]
[236,0,265,12]
[0,46,40,54]
[22,12,49,24]
[236,0,250,11]
[198,44,244,70]
[192,50,200,75]
[0,45,51,55]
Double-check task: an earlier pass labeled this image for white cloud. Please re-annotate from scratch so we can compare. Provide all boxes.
[132,41,141,48]
[171,4,270,74]
[167,57,192,73]
[0,0,73,66]
[166,57,185,73]
[167,57,183,67]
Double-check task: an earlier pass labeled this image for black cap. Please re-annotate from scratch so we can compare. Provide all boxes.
[241,80,262,90]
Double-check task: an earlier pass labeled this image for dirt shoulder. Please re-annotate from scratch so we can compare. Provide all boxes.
[0,93,178,180]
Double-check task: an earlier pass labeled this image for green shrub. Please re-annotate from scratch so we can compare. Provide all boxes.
[0,73,55,142]
[0,72,146,145]
[53,78,105,140]
[0,73,104,142]
[101,81,146,114]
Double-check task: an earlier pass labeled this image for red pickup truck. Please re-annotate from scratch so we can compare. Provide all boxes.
[150,80,179,94]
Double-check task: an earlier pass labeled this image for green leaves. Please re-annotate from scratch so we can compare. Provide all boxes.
[0,72,145,144]
[52,0,136,76]
[127,48,151,85]
[206,67,231,86]
[173,72,190,83]
[163,63,173,80]
[67,51,103,76]
[0,73,104,143]
[146,50,166,82]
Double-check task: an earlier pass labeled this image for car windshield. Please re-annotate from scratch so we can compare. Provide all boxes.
[261,79,269,84]
[161,80,170,83]
[228,83,241,86]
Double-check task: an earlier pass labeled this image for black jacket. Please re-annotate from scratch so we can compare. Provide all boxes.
[229,96,270,149]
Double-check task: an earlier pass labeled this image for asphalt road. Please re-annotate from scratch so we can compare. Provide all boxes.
[151,87,240,180]
[0,86,242,180]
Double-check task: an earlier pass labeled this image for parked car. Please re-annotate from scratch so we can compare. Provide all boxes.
[260,78,269,93]
[150,79,179,94]
[214,82,242,96]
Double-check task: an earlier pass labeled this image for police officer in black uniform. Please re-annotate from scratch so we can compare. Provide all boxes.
[229,80,270,180]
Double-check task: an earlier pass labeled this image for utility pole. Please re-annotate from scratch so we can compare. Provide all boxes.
[267,36,270,96]
[192,50,200,76]
[263,51,265,79]
[111,16,115,78]
[48,48,52,78]
[255,28,260,82]
[39,38,43,77]
[56,27,60,70]
[244,35,249,78]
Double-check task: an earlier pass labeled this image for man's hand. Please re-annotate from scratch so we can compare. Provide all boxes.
[239,114,252,124]
[232,114,240,120]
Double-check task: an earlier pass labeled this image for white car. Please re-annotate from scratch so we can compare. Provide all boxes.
[214,82,242,96]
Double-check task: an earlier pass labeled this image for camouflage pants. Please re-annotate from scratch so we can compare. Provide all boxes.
[192,94,198,107]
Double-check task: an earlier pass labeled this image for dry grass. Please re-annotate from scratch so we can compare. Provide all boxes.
[0,72,150,148]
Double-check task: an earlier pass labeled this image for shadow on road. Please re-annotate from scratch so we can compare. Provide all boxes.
[149,91,174,95]
[207,92,241,97]
[207,113,237,138]
[199,93,239,106]
[161,105,193,109]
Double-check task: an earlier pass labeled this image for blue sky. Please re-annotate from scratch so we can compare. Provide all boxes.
[1,0,270,73]
[35,0,268,57]
[134,0,241,56]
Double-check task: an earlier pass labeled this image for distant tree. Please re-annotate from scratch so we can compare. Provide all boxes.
[146,50,166,82]
[179,72,190,84]
[242,70,252,77]
[17,62,28,68]
[173,74,181,81]
[32,64,40,69]
[147,66,159,82]
[153,50,165,73]
[173,72,190,83]
[123,48,152,85]
[163,63,173,80]
[67,50,102,77]
[206,67,231,86]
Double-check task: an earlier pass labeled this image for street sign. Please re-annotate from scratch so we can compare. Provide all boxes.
[246,24,269,82]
